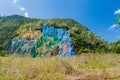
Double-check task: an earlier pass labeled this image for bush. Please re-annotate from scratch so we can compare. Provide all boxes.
[0,50,7,57]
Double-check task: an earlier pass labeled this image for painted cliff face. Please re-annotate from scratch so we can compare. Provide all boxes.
[5,25,74,57]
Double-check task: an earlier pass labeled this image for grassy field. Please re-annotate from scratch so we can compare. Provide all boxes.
[0,53,120,80]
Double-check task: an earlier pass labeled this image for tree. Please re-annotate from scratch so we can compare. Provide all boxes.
[117,15,120,25]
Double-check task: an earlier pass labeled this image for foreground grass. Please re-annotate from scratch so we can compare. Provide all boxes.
[0,53,120,80]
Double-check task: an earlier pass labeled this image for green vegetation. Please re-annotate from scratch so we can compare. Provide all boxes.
[0,53,120,80]
[1,15,120,80]
[116,14,120,25]
[109,40,120,53]
[0,15,110,56]
[0,15,120,56]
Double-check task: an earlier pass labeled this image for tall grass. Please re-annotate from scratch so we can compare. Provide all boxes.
[0,53,120,80]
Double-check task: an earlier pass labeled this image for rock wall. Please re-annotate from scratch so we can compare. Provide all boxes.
[5,25,74,57]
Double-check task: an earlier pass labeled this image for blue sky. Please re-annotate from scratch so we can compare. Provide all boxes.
[0,0,120,42]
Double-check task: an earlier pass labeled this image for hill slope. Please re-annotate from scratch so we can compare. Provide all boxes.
[0,15,108,56]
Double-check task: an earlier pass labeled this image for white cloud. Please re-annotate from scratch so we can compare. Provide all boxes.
[109,9,120,31]
[12,0,30,17]
[24,12,29,17]
[12,0,18,4]
[19,6,26,11]
[108,24,118,30]
[114,9,120,15]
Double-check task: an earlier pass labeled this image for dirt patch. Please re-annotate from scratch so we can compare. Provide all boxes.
[65,68,120,80]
